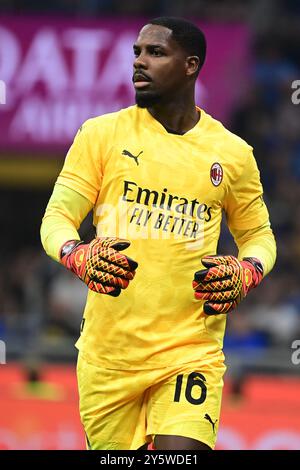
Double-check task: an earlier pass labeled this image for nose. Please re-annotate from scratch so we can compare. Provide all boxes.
[133,51,148,70]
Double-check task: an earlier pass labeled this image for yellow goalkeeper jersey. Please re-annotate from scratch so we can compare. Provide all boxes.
[56,105,270,369]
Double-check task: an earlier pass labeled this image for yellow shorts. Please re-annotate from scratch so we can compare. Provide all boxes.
[77,352,226,450]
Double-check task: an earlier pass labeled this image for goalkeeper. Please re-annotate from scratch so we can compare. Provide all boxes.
[41,17,276,451]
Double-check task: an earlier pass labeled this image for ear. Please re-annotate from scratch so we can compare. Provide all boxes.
[186,56,200,77]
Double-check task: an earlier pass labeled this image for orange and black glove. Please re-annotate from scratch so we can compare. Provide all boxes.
[60,237,138,297]
[193,255,263,314]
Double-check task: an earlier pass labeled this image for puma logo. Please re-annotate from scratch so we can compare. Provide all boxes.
[204,413,218,434]
[122,149,143,166]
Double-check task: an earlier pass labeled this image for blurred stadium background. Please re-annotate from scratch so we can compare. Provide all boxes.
[0,0,300,450]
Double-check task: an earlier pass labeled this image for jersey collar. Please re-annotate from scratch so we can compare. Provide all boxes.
[138,106,207,138]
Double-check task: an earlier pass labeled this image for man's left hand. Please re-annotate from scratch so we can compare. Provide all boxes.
[193,255,263,315]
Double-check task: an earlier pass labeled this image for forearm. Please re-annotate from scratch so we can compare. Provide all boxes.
[40,183,93,262]
[232,222,277,276]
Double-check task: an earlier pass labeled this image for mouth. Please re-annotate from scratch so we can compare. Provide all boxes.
[133,72,152,89]
[134,81,151,89]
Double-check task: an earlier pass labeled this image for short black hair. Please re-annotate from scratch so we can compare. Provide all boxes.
[147,17,206,75]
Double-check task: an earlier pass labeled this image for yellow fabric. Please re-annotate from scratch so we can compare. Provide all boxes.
[232,222,276,276]
[41,184,93,261]
[41,105,276,369]
[77,351,225,450]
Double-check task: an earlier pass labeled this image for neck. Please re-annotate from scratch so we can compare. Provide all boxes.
[147,92,199,134]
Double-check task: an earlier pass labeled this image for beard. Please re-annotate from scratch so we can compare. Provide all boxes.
[135,90,162,108]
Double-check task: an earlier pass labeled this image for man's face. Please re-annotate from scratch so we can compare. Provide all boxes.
[133,24,188,108]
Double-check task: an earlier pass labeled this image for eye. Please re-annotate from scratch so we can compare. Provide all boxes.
[133,48,140,57]
[152,49,163,56]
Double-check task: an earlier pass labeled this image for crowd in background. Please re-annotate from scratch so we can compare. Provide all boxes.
[0,0,300,369]
[0,0,299,24]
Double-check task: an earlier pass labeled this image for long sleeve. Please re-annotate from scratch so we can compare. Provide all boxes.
[231,221,276,276]
[223,147,276,276]
[40,183,93,262]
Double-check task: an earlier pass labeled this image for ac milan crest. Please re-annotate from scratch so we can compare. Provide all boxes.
[210,162,223,186]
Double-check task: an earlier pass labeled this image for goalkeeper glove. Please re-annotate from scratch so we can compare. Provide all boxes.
[193,255,263,315]
[60,237,138,297]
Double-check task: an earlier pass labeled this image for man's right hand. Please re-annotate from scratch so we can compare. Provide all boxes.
[60,237,138,296]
